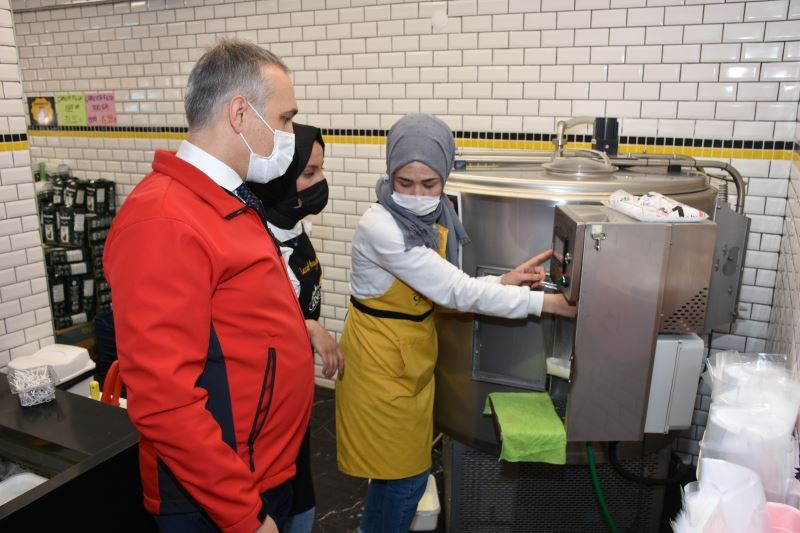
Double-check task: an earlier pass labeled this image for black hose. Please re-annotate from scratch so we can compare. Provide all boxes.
[628,438,646,533]
[607,441,691,486]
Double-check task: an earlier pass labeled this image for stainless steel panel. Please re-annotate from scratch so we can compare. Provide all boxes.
[470,313,548,390]
[542,312,575,361]
[435,308,495,450]
[705,202,751,332]
[435,193,557,452]
[659,221,717,334]
[471,265,547,390]
[559,205,670,442]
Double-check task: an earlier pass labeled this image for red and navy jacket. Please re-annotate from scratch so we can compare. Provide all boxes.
[103,150,314,533]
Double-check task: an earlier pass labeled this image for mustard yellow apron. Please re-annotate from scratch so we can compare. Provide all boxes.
[336,226,448,480]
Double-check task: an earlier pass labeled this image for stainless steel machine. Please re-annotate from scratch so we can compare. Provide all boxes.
[436,152,748,451]
[550,204,716,441]
[436,119,752,532]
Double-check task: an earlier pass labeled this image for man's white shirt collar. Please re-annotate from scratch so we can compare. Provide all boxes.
[176,140,243,193]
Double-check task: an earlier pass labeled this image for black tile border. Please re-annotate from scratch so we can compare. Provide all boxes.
[0,133,28,142]
[28,125,186,134]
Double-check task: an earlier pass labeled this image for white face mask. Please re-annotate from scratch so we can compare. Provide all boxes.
[239,102,295,184]
[391,192,441,216]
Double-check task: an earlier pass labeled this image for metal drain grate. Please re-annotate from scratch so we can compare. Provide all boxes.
[445,439,668,533]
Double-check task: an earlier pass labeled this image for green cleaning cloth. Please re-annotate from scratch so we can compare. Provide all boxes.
[484,392,566,465]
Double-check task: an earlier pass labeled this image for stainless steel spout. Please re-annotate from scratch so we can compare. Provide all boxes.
[553,116,596,157]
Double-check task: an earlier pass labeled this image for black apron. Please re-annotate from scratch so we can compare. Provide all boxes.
[283,229,322,321]
[280,227,320,514]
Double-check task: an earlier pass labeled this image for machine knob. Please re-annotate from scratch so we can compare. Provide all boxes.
[564,252,572,265]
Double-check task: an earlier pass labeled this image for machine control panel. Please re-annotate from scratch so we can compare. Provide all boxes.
[550,205,640,304]
[551,235,570,288]
[550,206,591,304]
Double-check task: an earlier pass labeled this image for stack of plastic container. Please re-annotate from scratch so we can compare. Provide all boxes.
[673,352,800,533]
[676,458,770,533]
[702,352,800,504]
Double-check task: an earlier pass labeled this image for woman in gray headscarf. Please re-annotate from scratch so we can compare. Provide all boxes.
[335,114,574,533]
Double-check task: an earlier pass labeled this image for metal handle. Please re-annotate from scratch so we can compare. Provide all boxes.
[573,148,612,167]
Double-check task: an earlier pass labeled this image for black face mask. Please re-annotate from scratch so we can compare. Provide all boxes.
[295,179,329,217]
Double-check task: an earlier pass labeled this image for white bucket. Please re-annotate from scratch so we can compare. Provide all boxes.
[410,474,440,531]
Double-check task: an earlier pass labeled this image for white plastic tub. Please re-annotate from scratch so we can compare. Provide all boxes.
[410,474,440,531]
[8,344,95,386]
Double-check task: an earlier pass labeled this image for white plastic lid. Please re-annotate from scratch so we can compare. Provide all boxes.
[8,344,94,385]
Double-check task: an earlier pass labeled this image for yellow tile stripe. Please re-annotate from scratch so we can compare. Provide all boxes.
[331,136,794,161]
[25,129,796,161]
[0,141,29,152]
[29,129,186,140]
[324,134,385,145]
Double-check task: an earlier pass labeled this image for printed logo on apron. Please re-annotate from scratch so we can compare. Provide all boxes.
[308,284,321,315]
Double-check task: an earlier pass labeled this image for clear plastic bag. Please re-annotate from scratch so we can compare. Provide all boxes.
[673,480,727,533]
[673,459,771,533]
[705,352,800,434]
[700,351,800,503]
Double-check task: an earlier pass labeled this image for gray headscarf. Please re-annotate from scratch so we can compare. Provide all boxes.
[375,113,470,266]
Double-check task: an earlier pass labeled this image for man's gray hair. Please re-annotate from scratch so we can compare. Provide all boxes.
[185,39,289,130]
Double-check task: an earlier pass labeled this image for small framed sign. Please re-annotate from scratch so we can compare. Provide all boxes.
[85,92,117,126]
[56,92,88,126]
[29,96,57,127]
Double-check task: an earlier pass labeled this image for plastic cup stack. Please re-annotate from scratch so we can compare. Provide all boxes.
[699,352,800,505]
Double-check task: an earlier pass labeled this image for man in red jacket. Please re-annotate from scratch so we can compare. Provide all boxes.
[104,40,313,533]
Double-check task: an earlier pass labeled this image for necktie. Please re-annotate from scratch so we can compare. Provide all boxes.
[233,183,283,250]
[234,183,269,225]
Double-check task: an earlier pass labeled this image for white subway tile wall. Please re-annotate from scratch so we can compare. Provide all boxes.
[766,104,799,367]
[7,0,800,396]
[0,5,53,369]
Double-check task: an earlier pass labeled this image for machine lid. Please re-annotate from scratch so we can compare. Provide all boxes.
[446,164,711,200]
[542,157,618,177]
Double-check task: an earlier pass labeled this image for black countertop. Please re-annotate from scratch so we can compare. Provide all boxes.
[0,375,137,454]
[0,376,152,529]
